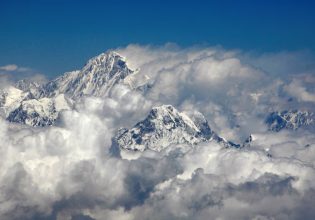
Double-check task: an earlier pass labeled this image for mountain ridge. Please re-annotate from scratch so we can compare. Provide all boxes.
[114,105,239,152]
[265,110,314,132]
[0,51,139,126]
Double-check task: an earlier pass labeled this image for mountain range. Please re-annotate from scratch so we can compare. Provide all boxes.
[0,50,313,152]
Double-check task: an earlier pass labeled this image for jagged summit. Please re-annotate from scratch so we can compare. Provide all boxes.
[114,105,238,152]
[85,51,126,65]
[266,110,314,132]
[0,50,138,126]
[42,50,134,99]
[6,94,72,127]
[82,51,128,76]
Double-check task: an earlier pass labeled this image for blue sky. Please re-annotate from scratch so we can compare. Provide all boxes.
[0,0,315,77]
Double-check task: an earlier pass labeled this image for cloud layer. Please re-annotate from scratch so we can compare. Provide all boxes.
[0,44,315,220]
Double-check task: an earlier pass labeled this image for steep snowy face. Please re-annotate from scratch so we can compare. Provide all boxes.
[43,51,134,99]
[115,105,237,152]
[15,79,44,99]
[0,51,140,127]
[0,84,72,127]
[266,110,314,132]
[6,94,72,127]
[0,86,32,117]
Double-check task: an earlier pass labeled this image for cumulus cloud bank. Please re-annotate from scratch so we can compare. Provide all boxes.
[0,44,315,220]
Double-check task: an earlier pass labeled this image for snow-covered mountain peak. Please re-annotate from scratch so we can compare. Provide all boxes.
[0,50,147,127]
[43,50,135,99]
[0,86,31,116]
[82,50,128,73]
[15,79,41,92]
[266,110,314,132]
[7,94,72,127]
[114,105,237,152]
[147,105,208,134]
[149,105,198,128]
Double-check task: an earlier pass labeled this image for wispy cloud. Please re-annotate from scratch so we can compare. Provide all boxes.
[0,64,18,71]
[0,64,30,72]
[284,79,315,103]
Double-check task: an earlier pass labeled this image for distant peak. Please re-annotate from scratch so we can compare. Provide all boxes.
[266,110,314,132]
[114,104,239,152]
[151,104,175,112]
[148,105,179,119]
[101,50,125,59]
[81,50,130,73]
[88,50,125,63]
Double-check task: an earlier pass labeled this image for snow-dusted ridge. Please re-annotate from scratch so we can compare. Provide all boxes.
[0,50,144,126]
[114,105,239,152]
[1,49,309,155]
[6,94,72,127]
[41,51,135,99]
[265,110,314,132]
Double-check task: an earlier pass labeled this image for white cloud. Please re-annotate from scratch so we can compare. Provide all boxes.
[284,79,315,102]
[0,44,315,219]
[0,64,18,71]
[0,64,30,72]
